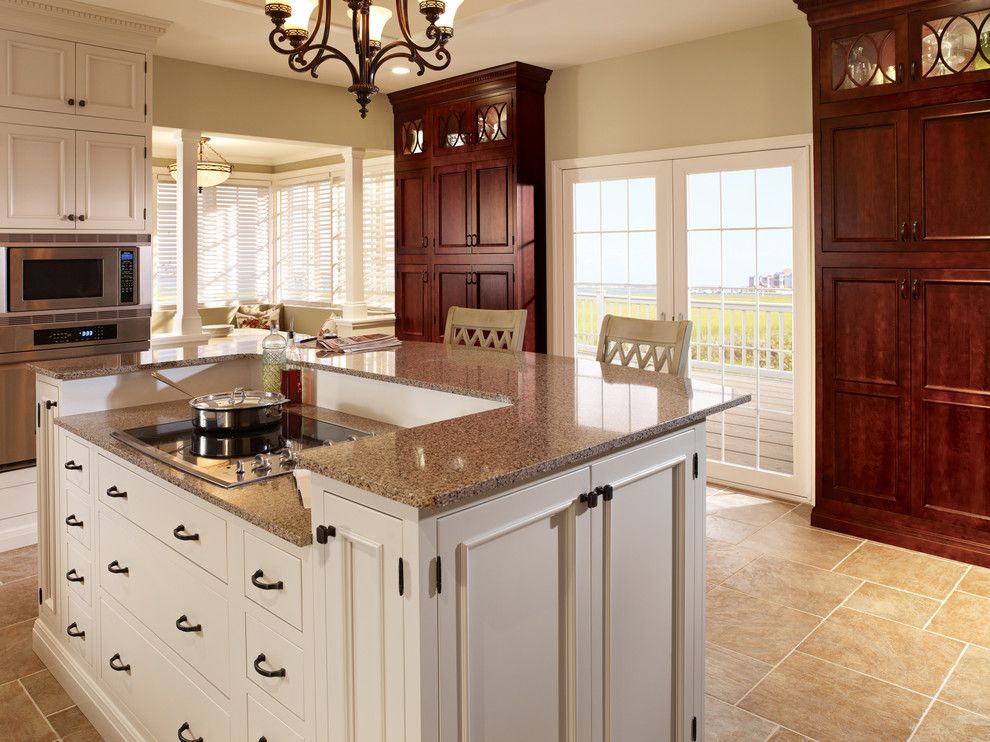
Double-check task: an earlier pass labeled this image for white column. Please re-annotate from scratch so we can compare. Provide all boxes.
[173,129,204,337]
[341,147,367,321]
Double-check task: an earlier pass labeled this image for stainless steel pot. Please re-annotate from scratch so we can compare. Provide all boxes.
[189,388,288,433]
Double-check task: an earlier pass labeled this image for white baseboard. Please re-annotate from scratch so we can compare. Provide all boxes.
[33,619,149,742]
[0,514,36,552]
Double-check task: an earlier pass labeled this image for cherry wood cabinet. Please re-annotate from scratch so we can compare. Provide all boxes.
[389,63,551,352]
[800,0,990,566]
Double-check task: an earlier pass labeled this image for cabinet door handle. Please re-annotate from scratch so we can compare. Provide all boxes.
[65,514,83,528]
[109,653,130,672]
[911,221,920,241]
[67,97,75,106]
[579,491,599,509]
[64,460,83,471]
[46,400,57,410]
[912,279,920,300]
[421,270,428,283]
[78,99,86,108]
[253,653,287,678]
[177,722,203,742]
[422,235,428,248]
[175,614,202,633]
[172,524,200,541]
[77,214,86,222]
[65,569,84,583]
[66,622,85,639]
[896,63,904,83]
[899,222,907,241]
[106,485,127,499]
[910,61,917,80]
[67,213,76,222]
[251,569,284,591]
[107,560,129,574]
[900,279,908,300]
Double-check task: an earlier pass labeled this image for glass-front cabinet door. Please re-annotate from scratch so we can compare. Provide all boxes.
[910,1,990,87]
[820,18,907,102]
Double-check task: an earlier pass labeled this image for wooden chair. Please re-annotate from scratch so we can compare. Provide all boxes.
[595,314,693,377]
[443,306,527,351]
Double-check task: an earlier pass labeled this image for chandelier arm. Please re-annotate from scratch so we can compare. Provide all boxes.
[389,0,444,56]
[288,44,361,83]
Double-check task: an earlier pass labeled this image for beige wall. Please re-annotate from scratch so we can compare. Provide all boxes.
[153,57,393,150]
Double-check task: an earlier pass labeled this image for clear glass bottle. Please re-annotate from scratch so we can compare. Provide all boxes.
[261,323,287,393]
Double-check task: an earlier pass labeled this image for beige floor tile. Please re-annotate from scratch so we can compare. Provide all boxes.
[20,670,74,716]
[738,520,862,570]
[707,515,761,545]
[0,544,37,584]
[723,554,861,617]
[958,565,990,598]
[703,695,776,742]
[706,587,822,664]
[767,729,814,741]
[928,591,990,648]
[939,644,990,718]
[705,643,772,704]
[843,582,942,628]
[706,538,761,584]
[777,503,812,528]
[0,680,56,741]
[0,619,44,685]
[0,577,39,629]
[835,542,967,599]
[912,702,990,741]
[706,492,794,526]
[48,706,101,740]
[797,607,964,695]
[739,651,930,742]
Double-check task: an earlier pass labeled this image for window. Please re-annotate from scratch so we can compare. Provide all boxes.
[275,175,346,305]
[363,164,395,310]
[153,177,272,307]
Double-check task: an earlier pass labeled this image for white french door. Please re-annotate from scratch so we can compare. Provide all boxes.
[557,140,811,499]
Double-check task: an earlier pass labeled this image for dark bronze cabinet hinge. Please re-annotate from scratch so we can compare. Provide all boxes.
[692,716,698,740]
[436,555,442,594]
[692,452,699,479]
[398,557,405,596]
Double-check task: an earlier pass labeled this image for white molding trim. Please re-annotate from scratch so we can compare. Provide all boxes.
[0,0,170,45]
[0,517,36,552]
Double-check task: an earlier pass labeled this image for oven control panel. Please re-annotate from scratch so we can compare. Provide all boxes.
[120,250,136,304]
[34,324,118,346]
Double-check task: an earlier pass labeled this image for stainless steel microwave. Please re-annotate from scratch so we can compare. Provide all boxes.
[1,246,151,313]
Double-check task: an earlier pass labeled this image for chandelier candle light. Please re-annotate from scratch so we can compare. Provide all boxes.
[263,0,464,117]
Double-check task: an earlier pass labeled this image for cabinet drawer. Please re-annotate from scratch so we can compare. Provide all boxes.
[99,508,230,694]
[64,595,94,668]
[63,436,89,492]
[98,455,228,580]
[244,533,303,631]
[64,538,92,607]
[64,484,92,550]
[247,696,303,742]
[245,615,305,719]
[99,599,230,742]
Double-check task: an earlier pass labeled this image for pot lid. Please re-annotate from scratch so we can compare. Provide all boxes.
[189,388,288,411]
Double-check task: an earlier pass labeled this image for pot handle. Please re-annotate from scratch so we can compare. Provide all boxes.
[151,371,193,398]
[231,387,246,405]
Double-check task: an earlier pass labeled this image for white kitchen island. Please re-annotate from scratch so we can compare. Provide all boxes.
[31,340,748,742]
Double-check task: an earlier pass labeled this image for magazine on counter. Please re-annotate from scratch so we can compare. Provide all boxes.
[317,333,402,353]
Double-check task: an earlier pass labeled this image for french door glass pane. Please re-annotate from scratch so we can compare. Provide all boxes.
[573,177,657,356]
[688,167,795,476]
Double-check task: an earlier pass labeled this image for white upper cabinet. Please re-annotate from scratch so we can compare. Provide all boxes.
[75,44,145,122]
[0,123,74,229]
[75,131,145,231]
[0,31,75,114]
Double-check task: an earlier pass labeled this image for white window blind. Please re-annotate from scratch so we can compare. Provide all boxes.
[153,177,272,307]
[276,176,346,304]
[363,166,395,311]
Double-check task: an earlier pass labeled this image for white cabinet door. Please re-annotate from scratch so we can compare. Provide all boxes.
[0,31,75,114]
[75,44,145,122]
[322,494,406,742]
[75,131,145,231]
[590,429,703,742]
[437,468,593,742]
[0,123,74,229]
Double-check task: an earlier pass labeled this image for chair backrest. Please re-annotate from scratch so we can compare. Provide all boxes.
[595,315,693,377]
[443,306,527,352]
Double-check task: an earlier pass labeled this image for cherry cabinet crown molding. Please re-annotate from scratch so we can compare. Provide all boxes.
[795,0,943,26]
[0,0,170,49]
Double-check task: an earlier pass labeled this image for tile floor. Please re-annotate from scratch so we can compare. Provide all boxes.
[2,490,989,742]
[706,487,990,742]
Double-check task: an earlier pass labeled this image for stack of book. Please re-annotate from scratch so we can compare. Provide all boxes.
[317,334,402,354]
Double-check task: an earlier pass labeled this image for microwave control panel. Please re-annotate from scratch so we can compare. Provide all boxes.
[120,250,136,304]
[34,324,118,346]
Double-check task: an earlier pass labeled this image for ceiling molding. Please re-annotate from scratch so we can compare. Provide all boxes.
[0,0,171,43]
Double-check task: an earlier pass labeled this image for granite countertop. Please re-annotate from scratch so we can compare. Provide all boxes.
[45,340,750,543]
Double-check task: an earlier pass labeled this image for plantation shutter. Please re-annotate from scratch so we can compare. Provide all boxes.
[152,176,178,308]
[276,175,346,304]
[363,165,395,310]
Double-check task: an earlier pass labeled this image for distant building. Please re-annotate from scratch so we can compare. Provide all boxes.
[749,268,793,289]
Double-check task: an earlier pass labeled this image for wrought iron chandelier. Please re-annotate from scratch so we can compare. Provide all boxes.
[263,0,464,117]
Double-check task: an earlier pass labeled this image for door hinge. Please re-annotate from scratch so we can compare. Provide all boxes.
[143,207,147,220]
[37,402,40,430]
[144,103,147,116]
[435,555,442,594]
[691,716,698,741]
[315,524,336,544]
[398,557,405,596]
[692,452,699,480]
[143,146,147,159]
[144,60,148,73]
[38,587,43,606]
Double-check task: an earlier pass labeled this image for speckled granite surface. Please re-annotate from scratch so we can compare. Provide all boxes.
[47,341,750,535]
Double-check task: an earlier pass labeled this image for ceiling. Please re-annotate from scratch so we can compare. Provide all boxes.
[84,0,802,92]
[151,128,347,164]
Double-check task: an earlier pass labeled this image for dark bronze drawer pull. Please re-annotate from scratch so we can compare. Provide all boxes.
[109,653,130,672]
[251,569,284,591]
[173,524,200,541]
[177,722,203,742]
[64,460,83,471]
[107,560,129,575]
[253,653,286,678]
[66,622,85,639]
[65,569,84,583]
[65,514,84,528]
[106,485,127,499]
[175,614,202,633]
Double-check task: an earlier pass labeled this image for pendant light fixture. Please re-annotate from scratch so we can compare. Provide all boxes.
[263,0,465,118]
[168,137,232,192]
